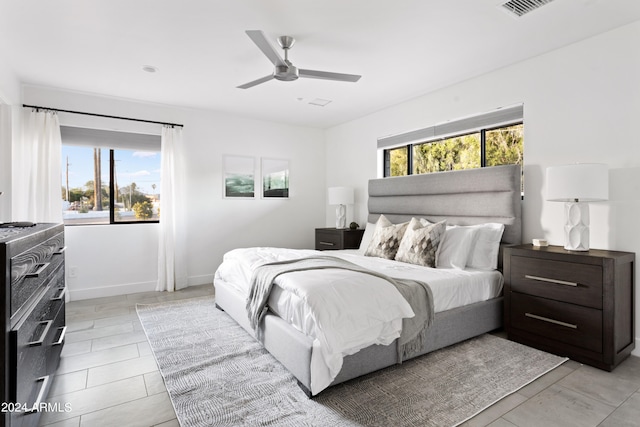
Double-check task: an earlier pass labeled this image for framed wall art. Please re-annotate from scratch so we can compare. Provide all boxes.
[223,155,256,198]
[261,158,289,198]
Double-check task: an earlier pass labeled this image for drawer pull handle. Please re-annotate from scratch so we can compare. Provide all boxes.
[28,320,53,346]
[53,326,67,346]
[525,275,578,287]
[25,375,50,413]
[525,312,578,329]
[51,287,67,301]
[26,262,50,278]
[319,241,335,246]
[53,246,67,255]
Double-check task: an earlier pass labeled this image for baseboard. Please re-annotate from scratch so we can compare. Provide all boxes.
[67,274,215,301]
[188,274,214,287]
[68,280,158,301]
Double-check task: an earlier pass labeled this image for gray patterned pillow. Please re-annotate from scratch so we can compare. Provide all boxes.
[364,215,409,259]
[395,218,446,267]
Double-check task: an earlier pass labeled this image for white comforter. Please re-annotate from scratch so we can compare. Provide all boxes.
[213,247,503,394]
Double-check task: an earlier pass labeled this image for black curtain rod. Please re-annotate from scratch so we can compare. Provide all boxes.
[22,104,184,128]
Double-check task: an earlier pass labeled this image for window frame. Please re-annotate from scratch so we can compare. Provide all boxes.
[383,120,523,177]
[61,126,161,226]
[107,149,159,225]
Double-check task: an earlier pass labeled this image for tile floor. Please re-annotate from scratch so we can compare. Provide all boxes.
[38,284,640,427]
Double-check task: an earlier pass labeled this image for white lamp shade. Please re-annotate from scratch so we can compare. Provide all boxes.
[328,187,354,205]
[546,163,608,202]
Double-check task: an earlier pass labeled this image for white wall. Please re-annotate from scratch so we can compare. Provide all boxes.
[0,105,12,222]
[0,60,20,105]
[23,86,326,300]
[0,61,21,222]
[325,20,640,354]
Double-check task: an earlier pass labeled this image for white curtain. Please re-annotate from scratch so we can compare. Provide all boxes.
[13,108,63,223]
[157,126,188,292]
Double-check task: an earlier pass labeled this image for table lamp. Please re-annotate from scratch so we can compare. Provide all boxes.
[328,187,354,229]
[546,163,608,251]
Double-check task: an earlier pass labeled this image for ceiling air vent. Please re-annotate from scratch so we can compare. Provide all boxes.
[500,0,555,17]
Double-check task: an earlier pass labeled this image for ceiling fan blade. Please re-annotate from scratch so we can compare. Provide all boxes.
[245,30,286,68]
[237,74,274,89]
[299,69,361,82]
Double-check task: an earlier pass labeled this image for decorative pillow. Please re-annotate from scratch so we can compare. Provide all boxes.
[466,223,505,270]
[436,226,478,269]
[358,222,377,252]
[364,215,409,259]
[395,219,446,267]
[419,218,433,226]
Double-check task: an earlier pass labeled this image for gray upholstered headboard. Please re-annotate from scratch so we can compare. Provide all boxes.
[367,164,522,245]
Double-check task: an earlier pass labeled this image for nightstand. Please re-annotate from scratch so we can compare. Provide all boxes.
[315,228,364,250]
[504,244,635,371]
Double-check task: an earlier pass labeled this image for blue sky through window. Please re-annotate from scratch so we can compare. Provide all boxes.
[61,145,161,195]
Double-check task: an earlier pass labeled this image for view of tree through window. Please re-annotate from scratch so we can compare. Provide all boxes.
[62,145,161,225]
[389,146,408,176]
[385,123,523,178]
[485,124,523,167]
[413,133,480,173]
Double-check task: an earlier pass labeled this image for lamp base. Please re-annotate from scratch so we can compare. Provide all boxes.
[563,202,590,251]
[335,204,346,229]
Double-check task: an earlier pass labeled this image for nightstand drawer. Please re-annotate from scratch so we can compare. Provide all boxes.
[511,255,602,309]
[316,231,342,249]
[511,293,602,353]
[315,228,364,251]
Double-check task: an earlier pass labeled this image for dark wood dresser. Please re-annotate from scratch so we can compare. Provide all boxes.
[315,228,364,251]
[1,223,66,427]
[504,244,635,371]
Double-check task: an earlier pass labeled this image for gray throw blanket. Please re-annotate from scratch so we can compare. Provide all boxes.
[246,255,434,362]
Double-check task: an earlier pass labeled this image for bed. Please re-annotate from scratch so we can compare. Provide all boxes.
[213,164,522,396]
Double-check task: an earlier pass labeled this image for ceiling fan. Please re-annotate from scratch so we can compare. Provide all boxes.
[237,30,362,89]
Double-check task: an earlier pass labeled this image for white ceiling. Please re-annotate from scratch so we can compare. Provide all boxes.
[1,0,639,129]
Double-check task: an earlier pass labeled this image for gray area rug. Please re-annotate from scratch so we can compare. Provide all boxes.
[137,296,567,427]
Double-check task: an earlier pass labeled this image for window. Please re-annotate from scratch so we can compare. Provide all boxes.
[61,127,161,225]
[384,123,523,177]
[380,106,523,178]
[387,146,409,176]
[485,123,524,167]
[413,133,481,174]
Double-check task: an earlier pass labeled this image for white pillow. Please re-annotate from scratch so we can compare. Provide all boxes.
[466,223,505,270]
[435,226,478,269]
[358,222,376,251]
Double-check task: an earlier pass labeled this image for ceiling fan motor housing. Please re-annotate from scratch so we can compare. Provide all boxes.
[274,63,299,81]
